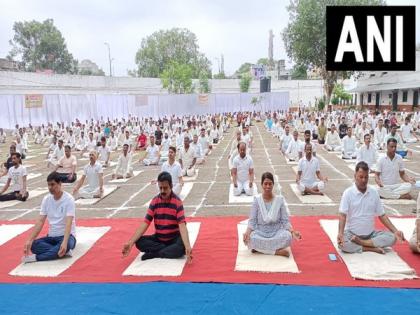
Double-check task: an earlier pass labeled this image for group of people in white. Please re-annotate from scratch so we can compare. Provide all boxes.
[0,110,418,267]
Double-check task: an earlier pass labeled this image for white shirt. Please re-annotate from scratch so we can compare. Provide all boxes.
[325,131,341,146]
[232,155,253,183]
[286,138,302,156]
[98,145,111,163]
[83,162,103,189]
[356,144,377,168]
[401,123,413,139]
[339,184,384,235]
[40,191,76,237]
[280,133,292,152]
[191,142,202,158]
[342,135,357,153]
[161,161,182,185]
[179,146,197,168]
[8,165,27,191]
[377,154,404,186]
[146,144,159,160]
[374,127,387,144]
[198,136,209,151]
[115,152,132,174]
[297,156,320,186]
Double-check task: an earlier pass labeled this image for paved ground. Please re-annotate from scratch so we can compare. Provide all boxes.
[1,122,419,221]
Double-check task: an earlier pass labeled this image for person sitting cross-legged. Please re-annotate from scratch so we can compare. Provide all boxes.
[296,143,328,195]
[72,151,104,199]
[21,172,76,263]
[0,152,29,202]
[54,145,77,183]
[112,144,133,180]
[341,127,358,160]
[122,171,192,261]
[139,135,160,166]
[232,142,254,196]
[338,161,404,254]
[243,172,301,257]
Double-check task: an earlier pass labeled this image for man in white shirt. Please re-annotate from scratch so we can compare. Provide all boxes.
[325,125,342,152]
[112,144,133,179]
[0,152,28,202]
[375,138,415,200]
[228,131,243,170]
[337,161,403,254]
[140,135,160,166]
[159,146,184,196]
[341,127,358,159]
[48,139,65,168]
[73,151,104,199]
[285,130,302,162]
[299,130,316,159]
[296,143,328,195]
[191,135,205,165]
[179,136,197,177]
[232,142,254,196]
[75,131,87,152]
[21,172,76,263]
[55,145,77,183]
[97,136,111,167]
[374,119,387,150]
[401,117,418,143]
[279,125,292,154]
[356,134,378,172]
[198,128,211,155]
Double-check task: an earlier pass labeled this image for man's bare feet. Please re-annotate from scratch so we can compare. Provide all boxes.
[363,246,385,254]
[400,193,412,200]
[275,249,290,257]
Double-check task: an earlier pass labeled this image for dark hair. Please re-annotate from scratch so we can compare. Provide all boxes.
[64,145,71,150]
[355,161,369,173]
[11,152,21,159]
[47,171,62,183]
[304,130,311,135]
[101,136,106,142]
[364,133,371,140]
[157,171,172,188]
[261,172,274,185]
[169,146,176,153]
[237,141,247,150]
[387,138,397,145]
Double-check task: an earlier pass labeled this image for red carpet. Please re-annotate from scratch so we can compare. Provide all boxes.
[0,216,419,288]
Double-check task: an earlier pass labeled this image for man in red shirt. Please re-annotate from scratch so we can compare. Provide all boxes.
[136,130,147,151]
[122,171,192,261]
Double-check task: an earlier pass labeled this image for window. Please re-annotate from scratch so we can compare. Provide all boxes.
[403,91,408,102]
[368,93,372,103]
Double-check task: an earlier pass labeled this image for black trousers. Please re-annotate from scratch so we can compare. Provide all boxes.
[0,191,28,202]
[57,173,77,183]
[135,234,185,258]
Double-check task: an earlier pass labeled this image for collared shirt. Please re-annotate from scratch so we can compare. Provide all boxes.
[356,144,377,168]
[339,184,384,235]
[161,161,182,185]
[342,135,357,153]
[232,155,254,183]
[377,154,404,185]
[297,156,320,186]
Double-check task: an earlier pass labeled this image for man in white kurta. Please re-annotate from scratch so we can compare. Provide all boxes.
[178,136,197,177]
[374,119,387,150]
[112,144,133,179]
[341,127,358,159]
[296,143,328,195]
[356,134,378,172]
[324,125,342,151]
[285,131,302,161]
[73,151,104,199]
[232,142,254,196]
[160,146,183,196]
[140,135,160,166]
[401,118,418,143]
[375,138,415,199]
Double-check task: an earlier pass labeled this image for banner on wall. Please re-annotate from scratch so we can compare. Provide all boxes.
[198,94,209,106]
[25,94,43,108]
[135,95,148,106]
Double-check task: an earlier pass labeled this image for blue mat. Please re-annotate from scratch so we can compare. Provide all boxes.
[1,282,419,314]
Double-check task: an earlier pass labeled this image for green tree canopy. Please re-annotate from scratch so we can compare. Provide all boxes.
[283,0,385,106]
[291,64,307,79]
[234,62,252,78]
[135,28,211,78]
[8,19,78,74]
[239,74,252,92]
[160,61,194,94]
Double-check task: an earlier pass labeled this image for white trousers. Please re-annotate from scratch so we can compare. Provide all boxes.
[342,150,357,159]
[378,183,412,199]
[182,166,196,177]
[233,180,254,196]
[143,157,159,166]
[298,181,325,193]
[325,144,341,152]
[78,186,100,199]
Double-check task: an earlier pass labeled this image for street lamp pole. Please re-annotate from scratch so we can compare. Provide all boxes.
[104,42,112,77]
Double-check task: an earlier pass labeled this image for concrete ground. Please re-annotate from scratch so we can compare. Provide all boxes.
[1,122,419,221]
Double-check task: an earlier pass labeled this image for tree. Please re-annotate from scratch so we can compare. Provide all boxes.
[160,61,194,94]
[283,0,384,106]
[256,58,270,66]
[213,72,226,79]
[234,62,252,78]
[8,19,78,74]
[291,64,307,79]
[198,71,211,93]
[331,82,352,105]
[78,59,105,76]
[239,74,252,93]
[135,28,211,78]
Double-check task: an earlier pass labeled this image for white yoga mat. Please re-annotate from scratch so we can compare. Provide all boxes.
[0,189,48,209]
[389,218,417,241]
[290,183,332,203]
[75,185,118,205]
[0,224,33,246]
[284,156,298,165]
[27,173,42,180]
[320,219,417,280]
[9,226,110,277]
[109,171,142,183]
[183,169,199,182]
[228,183,257,204]
[24,155,36,160]
[143,182,194,207]
[123,222,201,276]
[382,199,416,205]
[235,223,299,273]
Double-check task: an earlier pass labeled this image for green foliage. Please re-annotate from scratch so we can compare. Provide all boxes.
[291,64,307,79]
[135,28,211,78]
[332,83,352,101]
[239,74,252,93]
[8,19,78,74]
[199,71,211,93]
[283,0,385,103]
[160,61,194,94]
[317,98,326,111]
[234,62,252,78]
[213,72,226,79]
[79,68,105,76]
[256,58,269,66]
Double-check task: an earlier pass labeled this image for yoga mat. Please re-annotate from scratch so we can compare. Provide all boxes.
[320,219,417,280]
[290,184,332,204]
[75,185,118,205]
[0,224,33,246]
[183,169,199,182]
[109,171,142,183]
[235,223,299,273]
[228,183,257,204]
[389,218,417,241]
[0,189,48,209]
[9,226,110,277]
[143,182,194,207]
[123,222,200,276]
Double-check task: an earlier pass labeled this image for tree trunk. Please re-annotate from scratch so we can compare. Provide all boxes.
[322,70,337,112]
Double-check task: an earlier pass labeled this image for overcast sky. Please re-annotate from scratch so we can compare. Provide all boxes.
[0,0,419,76]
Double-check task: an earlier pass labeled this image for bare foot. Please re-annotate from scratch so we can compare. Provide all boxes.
[399,193,412,200]
[351,235,362,245]
[364,246,385,254]
[251,249,261,254]
[275,249,290,257]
